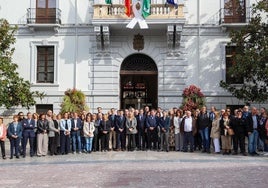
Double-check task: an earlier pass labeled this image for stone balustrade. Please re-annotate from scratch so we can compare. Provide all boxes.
[93,4,184,19]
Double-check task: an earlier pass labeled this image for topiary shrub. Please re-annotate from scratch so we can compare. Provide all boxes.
[60,88,89,114]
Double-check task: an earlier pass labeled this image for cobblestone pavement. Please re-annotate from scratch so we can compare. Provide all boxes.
[0,150,268,188]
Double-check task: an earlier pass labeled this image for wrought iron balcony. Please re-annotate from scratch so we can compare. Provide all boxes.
[93,4,185,21]
[27,8,61,24]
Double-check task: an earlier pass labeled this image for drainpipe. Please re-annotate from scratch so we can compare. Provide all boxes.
[74,0,78,88]
[197,0,200,87]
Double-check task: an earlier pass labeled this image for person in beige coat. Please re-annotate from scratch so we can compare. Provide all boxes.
[210,111,221,154]
[83,114,95,153]
[126,111,137,151]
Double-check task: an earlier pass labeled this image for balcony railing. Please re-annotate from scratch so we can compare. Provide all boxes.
[219,7,250,25]
[27,8,61,24]
[93,4,184,19]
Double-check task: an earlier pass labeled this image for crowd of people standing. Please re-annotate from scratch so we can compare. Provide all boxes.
[0,105,268,160]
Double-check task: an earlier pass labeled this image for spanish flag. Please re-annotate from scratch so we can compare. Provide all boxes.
[125,0,131,17]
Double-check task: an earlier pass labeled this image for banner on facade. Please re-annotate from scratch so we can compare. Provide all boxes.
[126,0,149,29]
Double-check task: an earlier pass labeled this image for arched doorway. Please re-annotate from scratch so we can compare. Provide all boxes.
[120,54,158,109]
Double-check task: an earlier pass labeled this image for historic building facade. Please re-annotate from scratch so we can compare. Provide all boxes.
[0,0,262,114]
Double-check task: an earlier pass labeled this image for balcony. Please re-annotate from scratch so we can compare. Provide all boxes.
[219,7,250,27]
[27,8,61,31]
[92,4,185,26]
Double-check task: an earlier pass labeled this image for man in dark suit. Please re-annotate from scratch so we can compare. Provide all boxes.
[17,112,25,155]
[115,110,126,151]
[146,109,158,150]
[136,109,146,150]
[8,115,23,159]
[108,108,117,151]
[71,112,82,154]
[21,112,36,157]
[159,111,170,152]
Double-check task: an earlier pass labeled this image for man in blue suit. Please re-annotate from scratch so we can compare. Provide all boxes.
[115,110,126,151]
[136,109,147,150]
[71,112,82,154]
[8,115,23,159]
[146,109,158,150]
[21,112,36,157]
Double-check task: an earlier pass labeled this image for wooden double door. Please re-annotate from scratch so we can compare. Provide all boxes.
[224,0,246,23]
[36,0,57,23]
[120,54,158,110]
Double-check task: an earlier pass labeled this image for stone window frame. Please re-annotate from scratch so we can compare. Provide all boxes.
[30,40,59,86]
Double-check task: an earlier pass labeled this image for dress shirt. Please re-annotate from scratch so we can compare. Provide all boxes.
[252,115,258,129]
[184,117,192,132]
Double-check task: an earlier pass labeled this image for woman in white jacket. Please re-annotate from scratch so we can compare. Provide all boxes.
[83,114,95,153]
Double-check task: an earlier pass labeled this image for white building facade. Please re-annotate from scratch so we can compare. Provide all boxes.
[0,0,264,115]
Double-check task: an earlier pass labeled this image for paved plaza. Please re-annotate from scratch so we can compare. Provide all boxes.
[0,150,268,188]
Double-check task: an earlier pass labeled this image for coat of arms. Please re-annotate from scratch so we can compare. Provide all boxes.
[133,34,144,51]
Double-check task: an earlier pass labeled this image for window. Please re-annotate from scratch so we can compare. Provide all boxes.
[37,46,54,83]
[30,41,58,85]
[225,46,243,84]
[36,104,53,114]
[36,0,57,23]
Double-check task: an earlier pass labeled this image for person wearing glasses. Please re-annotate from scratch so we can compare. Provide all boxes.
[21,112,36,157]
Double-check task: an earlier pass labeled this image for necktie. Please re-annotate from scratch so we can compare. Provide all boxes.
[65,120,68,129]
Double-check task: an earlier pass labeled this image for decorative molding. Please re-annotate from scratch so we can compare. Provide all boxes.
[133,34,144,52]
[94,25,110,56]
[167,24,183,57]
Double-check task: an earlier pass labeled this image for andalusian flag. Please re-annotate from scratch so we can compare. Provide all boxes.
[142,0,151,18]
[105,0,112,4]
[125,0,131,17]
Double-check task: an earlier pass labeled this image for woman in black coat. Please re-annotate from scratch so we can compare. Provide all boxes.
[99,114,111,152]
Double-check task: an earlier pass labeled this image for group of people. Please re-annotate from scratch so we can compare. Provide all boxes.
[0,105,268,160]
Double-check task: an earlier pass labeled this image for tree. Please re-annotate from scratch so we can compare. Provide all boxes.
[0,19,43,109]
[220,0,268,103]
[60,88,89,114]
[181,85,206,111]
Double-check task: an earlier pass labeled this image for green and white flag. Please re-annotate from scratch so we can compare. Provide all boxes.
[105,0,112,4]
[142,0,150,18]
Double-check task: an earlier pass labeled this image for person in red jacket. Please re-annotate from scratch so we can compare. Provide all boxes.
[0,117,7,159]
